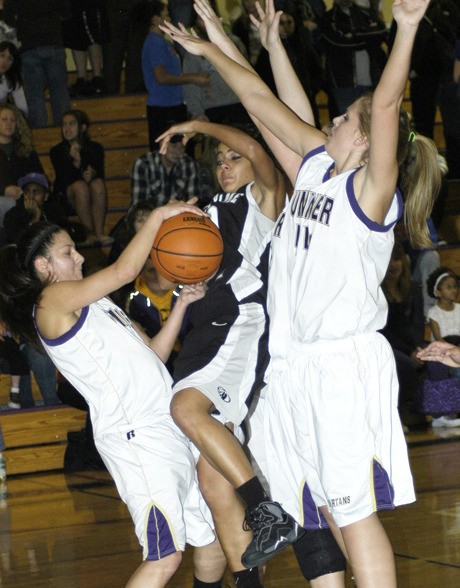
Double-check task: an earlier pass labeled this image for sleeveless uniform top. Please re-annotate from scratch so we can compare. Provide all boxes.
[36,297,174,439]
[268,146,403,360]
[189,182,275,325]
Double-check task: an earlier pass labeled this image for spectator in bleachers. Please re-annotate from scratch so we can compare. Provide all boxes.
[141,0,209,150]
[3,173,66,409]
[50,109,111,245]
[414,266,460,428]
[64,0,110,97]
[125,257,190,375]
[296,0,326,50]
[0,41,27,118]
[107,201,156,307]
[131,133,214,208]
[0,104,43,228]
[390,0,460,181]
[3,173,70,244]
[320,0,387,116]
[0,321,29,410]
[103,0,146,95]
[182,0,251,125]
[0,0,17,44]
[380,241,426,430]
[2,0,71,128]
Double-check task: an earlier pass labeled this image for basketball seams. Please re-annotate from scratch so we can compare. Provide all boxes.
[151,214,224,283]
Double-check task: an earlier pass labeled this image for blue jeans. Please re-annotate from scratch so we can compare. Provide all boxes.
[19,344,60,407]
[21,45,71,128]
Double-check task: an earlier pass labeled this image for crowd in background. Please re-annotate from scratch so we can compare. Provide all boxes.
[0,0,459,428]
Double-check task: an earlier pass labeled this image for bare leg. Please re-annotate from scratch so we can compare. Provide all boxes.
[72,50,88,80]
[88,44,103,77]
[320,507,396,587]
[89,178,108,239]
[67,180,97,240]
[170,388,255,487]
[197,455,252,572]
[193,538,227,583]
[125,551,181,588]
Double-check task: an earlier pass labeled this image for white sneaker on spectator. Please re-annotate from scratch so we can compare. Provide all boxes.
[431,415,460,428]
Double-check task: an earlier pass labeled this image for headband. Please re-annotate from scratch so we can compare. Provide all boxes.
[433,272,451,295]
[24,225,58,268]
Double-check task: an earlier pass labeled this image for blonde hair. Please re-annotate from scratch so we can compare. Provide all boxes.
[0,104,34,158]
[357,96,441,249]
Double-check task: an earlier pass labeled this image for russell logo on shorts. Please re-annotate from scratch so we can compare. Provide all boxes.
[217,386,231,403]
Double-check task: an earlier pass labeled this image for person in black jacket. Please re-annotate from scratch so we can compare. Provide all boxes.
[320,0,387,116]
[50,109,111,245]
[3,172,71,244]
[0,104,43,228]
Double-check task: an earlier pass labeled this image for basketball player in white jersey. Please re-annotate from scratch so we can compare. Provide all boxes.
[159,0,441,585]
[0,201,229,588]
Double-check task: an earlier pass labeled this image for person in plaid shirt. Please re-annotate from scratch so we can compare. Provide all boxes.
[131,134,213,207]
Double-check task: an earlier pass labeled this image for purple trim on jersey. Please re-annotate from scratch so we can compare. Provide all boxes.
[373,459,396,511]
[346,171,403,231]
[35,305,90,346]
[295,145,330,186]
[145,504,178,560]
[301,481,330,530]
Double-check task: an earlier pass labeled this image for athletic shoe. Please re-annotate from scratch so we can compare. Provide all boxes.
[431,415,460,428]
[8,393,20,410]
[241,500,305,568]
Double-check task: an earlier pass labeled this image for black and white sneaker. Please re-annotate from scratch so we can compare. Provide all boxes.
[241,500,305,568]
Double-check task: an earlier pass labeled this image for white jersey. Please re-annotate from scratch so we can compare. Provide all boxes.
[36,297,174,440]
[268,146,402,361]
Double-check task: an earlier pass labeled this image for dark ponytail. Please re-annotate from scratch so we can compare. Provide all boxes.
[0,222,61,347]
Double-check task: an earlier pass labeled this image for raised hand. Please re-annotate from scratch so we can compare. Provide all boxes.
[159,20,209,56]
[392,0,431,29]
[250,0,283,51]
[156,121,198,154]
[179,281,208,303]
[193,0,227,46]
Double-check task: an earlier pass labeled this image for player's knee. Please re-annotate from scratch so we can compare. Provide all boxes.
[170,390,198,433]
[292,528,346,581]
[170,389,210,434]
[130,551,182,586]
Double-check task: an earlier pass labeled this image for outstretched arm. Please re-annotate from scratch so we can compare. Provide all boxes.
[158,119,285,220]
[159,19,324,159]
[40,200,207,316]
[252,0,316,126]
[360,0,430,222]
[192,0,321,182]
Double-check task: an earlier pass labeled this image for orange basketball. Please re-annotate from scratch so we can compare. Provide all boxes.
[151,213,224,283]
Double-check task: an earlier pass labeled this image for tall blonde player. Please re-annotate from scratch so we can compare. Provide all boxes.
[159,0,441,585]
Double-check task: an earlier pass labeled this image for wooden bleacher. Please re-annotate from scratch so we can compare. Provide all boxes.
[33,93,150,235]
[1,405,86,475]
[1,83,458,478]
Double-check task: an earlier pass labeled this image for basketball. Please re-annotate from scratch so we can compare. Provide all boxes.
[151,213,224,283]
